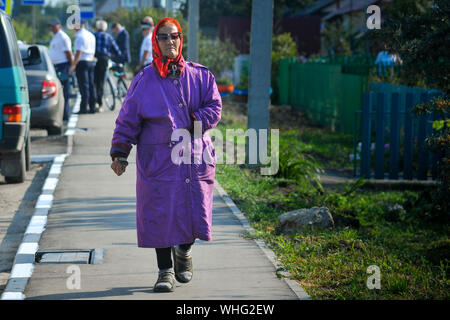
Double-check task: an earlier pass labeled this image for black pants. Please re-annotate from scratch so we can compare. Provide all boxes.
[155,242,194,270]
[75,60,96,113]
[94,55,109,107]
[54,62,71,120]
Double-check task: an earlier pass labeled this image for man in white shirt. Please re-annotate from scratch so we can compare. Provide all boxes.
[136,16,153,73]
[69,19,97,114]
[48,19,73,120]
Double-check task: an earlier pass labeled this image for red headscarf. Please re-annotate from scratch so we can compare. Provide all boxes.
[152,17,186,78]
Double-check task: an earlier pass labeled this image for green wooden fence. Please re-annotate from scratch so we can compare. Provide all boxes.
[278,58,368,134]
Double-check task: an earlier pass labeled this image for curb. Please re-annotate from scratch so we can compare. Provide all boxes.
[1,95,80,300]
[214,180,311,300]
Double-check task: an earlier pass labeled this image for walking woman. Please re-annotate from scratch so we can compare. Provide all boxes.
[110,17,222,292]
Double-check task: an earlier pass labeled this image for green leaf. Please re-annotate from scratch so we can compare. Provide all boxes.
[432,120,445,131]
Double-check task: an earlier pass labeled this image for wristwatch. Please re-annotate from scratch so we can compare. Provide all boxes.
[115,157,128,165]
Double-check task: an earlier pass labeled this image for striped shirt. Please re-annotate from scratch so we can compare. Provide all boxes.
[94,31,121,58]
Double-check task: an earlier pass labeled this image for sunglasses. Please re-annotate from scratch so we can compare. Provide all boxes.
[156,32,181,41]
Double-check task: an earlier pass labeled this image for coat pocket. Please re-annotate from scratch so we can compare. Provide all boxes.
[192,140,216,181]
[138,143,183,181]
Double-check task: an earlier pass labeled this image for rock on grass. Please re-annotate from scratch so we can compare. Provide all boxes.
[278,207,334,234]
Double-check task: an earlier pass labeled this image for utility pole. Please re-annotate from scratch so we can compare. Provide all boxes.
[32,5,36,43]
[187,0,199,62]
[246,0,273,164]
[165,0,173,17]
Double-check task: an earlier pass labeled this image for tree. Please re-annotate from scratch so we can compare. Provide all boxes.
[366,0,449,218]
[12,19,33,44]
[174,0,314,32]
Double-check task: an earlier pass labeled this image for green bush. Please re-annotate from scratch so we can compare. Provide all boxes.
[198,36,238,78]
[236,61,249,90]
[271,33,298,104]
[275,137,324,194]
[12,19,33,44]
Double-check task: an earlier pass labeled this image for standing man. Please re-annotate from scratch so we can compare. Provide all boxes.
[111,22,131,65]
[94,20,121,112]
[69,19,97,114]
[48,19,73,121]
[136,16,154,73]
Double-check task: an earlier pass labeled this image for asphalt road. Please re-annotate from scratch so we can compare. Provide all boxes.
[0,117,71,295]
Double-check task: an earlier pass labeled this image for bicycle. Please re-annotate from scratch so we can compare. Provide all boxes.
[102,60,128,111]
[111,62,128,103]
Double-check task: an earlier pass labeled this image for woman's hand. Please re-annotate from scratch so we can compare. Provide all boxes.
[111,159,128,176]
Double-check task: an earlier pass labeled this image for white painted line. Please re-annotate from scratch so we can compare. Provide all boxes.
[10,263,34,278]
[64,93,80,135]
[1,292,25,300]
[25,224,45,235]
[42,177,58,192]
[18,243,39,255]
[35,194,53,209]
[49,164,62,175]
[68,116,78,127]
[214,179,311,300]
[54,154,67,163]
[65,129,76,136]
[28,215,47,228]
[72,93,81,113]
[2,94,80,300]
[31,154,61,163]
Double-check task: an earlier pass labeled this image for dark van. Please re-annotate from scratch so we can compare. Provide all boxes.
[0,10,40,183]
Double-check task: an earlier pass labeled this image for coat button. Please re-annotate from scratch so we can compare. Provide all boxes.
[178,103,183,108]
[174,79,178,85]
[185,178,190,183]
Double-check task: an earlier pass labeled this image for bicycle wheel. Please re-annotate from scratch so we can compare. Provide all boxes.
[103,76,116,111]
[117,77,128,101]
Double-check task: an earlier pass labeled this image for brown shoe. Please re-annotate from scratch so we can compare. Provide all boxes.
[153,270,175,292]
[172,246,193,283]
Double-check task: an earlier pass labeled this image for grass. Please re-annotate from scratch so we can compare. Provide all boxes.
[214,99,450,300]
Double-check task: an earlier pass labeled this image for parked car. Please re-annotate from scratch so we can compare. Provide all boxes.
[0,10,37,183]
[18,42,65,135]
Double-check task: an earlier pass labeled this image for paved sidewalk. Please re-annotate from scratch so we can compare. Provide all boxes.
[23,108,306,300]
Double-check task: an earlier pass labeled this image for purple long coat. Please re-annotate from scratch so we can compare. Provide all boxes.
[110,62,222,248]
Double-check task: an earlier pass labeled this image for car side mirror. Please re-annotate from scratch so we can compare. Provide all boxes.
[22,46,41,66]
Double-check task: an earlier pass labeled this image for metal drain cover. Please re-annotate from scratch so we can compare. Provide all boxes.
[35,249,104,264]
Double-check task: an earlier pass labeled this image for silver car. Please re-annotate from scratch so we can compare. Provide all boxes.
[18,42,64,135]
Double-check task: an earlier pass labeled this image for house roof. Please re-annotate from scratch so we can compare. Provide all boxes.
[292,0,336,17]
[323,0,386,21]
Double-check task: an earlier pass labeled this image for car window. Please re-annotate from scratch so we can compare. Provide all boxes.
[20,47,48,71]
[3,16,23,68]
[0,17,12,68]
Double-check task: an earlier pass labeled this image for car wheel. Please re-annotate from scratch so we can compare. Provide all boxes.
[4,147,26,184]
[47,126,63,136]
